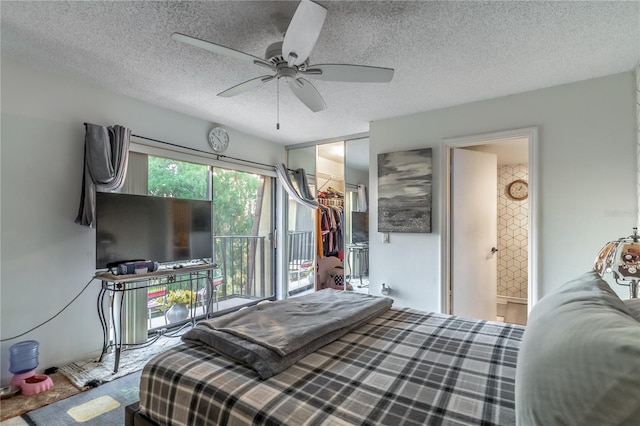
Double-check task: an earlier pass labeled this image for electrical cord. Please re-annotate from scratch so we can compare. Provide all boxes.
[0,277,96,342]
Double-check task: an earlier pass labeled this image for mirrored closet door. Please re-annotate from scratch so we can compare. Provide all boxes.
[345,138,370,292]
[286,138,370,297]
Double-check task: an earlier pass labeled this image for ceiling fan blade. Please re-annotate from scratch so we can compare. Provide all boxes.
[171,32,273,68]
[302,64,395,83]
[218,75,275,97]
[282,0,327,67]
[288,77,326,112]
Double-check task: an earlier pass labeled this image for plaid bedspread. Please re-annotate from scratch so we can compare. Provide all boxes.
[139,308,524,426]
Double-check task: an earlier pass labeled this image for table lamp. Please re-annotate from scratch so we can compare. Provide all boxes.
[594,227,640,299]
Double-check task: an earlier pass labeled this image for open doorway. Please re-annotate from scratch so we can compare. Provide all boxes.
[441,127,538,325]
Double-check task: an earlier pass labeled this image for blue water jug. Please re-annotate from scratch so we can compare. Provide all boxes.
[9,340,39,374]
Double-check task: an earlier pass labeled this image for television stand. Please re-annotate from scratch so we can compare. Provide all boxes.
[94,263,218,373]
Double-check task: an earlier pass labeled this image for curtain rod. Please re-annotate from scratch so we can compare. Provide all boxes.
[83,123,280,171]
[83,124,363,184]
[132,133,279,171]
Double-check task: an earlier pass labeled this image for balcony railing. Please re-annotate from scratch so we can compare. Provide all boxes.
[143,235,270,332]
[288,230,314,273]
[287,231,315,296]
[214,235,268,299]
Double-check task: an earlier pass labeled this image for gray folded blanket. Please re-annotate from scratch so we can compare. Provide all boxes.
[182,289,393,379]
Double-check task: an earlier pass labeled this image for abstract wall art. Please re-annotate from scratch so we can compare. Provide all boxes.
[378,148,432,233]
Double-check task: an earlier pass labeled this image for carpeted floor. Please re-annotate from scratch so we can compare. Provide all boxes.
[22,371,141,425]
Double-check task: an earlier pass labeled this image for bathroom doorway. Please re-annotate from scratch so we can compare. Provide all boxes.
[442,127,538,325]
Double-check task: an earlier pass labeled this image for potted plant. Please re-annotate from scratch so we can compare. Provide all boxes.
[165,289,196,323]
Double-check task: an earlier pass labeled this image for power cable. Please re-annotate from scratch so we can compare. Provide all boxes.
[0,277,96,342]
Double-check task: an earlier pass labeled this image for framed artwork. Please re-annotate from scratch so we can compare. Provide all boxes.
[378,148,432,233]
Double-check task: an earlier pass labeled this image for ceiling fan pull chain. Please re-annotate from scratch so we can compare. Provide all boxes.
[277,77,280,130]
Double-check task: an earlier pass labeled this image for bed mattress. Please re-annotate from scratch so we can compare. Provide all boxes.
[139,307,523,426]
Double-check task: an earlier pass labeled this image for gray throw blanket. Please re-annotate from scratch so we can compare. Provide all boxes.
[75,123,131,227]
[202,289,392,356]
[182,289,393,378]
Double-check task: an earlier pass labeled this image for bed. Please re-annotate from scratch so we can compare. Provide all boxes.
[126,289,524,426]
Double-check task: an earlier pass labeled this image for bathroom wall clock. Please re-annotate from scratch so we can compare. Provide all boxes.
[507,179,528,200]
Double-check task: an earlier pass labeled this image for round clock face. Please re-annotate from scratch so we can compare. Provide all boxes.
[208,127,229,153]
[508,179,528,200]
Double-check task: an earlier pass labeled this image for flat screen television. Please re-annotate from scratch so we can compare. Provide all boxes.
[95,192,213,269]
[351,211,369,244]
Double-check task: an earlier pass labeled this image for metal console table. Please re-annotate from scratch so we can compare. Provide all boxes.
[94,263,217,373]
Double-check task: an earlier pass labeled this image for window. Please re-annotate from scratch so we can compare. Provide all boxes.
[121,153,275,331]
[148,156,210,200]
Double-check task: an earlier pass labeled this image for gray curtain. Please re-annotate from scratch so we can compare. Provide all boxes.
[119,152,148,196]
[75,123,131,227]
[275,163,317,209]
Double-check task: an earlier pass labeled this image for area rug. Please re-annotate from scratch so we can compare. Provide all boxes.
[22,370,141,425]
[59,332,183,389]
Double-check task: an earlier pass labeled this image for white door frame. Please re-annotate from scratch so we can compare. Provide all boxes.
[440,127,539,314]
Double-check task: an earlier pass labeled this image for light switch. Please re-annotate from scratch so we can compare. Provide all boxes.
[382,232,390,243]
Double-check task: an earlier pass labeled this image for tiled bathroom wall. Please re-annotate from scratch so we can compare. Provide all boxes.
[497,164,528,299]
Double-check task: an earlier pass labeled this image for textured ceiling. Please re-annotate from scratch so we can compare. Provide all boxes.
[2,1,638,145]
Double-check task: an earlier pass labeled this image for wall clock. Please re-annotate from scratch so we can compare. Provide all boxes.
[208,126,229,153]
[507,179,528,200]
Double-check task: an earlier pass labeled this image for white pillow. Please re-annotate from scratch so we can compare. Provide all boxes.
[515,270,640,426]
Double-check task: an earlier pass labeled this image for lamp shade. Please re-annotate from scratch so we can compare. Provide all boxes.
[594,228,640,298]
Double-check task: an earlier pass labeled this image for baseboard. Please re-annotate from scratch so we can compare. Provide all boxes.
[497,295,527,305]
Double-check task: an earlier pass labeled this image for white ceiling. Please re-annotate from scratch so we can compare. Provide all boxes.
[2,1,638,146]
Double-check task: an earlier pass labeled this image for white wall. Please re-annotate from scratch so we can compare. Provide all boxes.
[0,58,285,385]
[369,72,636,311]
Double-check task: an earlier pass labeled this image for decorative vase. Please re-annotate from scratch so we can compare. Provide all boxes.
[166,303,189,323]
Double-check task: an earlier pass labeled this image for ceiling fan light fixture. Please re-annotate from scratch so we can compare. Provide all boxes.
[287,52,298,67]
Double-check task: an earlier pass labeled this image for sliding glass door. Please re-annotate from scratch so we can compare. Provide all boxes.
[119,153,276,333]
[210,168,275,306]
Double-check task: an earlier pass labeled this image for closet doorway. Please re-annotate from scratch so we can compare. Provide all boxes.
[285,138,370,297]
[442,128,538,325]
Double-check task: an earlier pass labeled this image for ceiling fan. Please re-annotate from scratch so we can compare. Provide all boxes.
[171,0,394,114]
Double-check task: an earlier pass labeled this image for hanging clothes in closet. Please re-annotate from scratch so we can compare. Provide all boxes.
[318,203,344,260]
